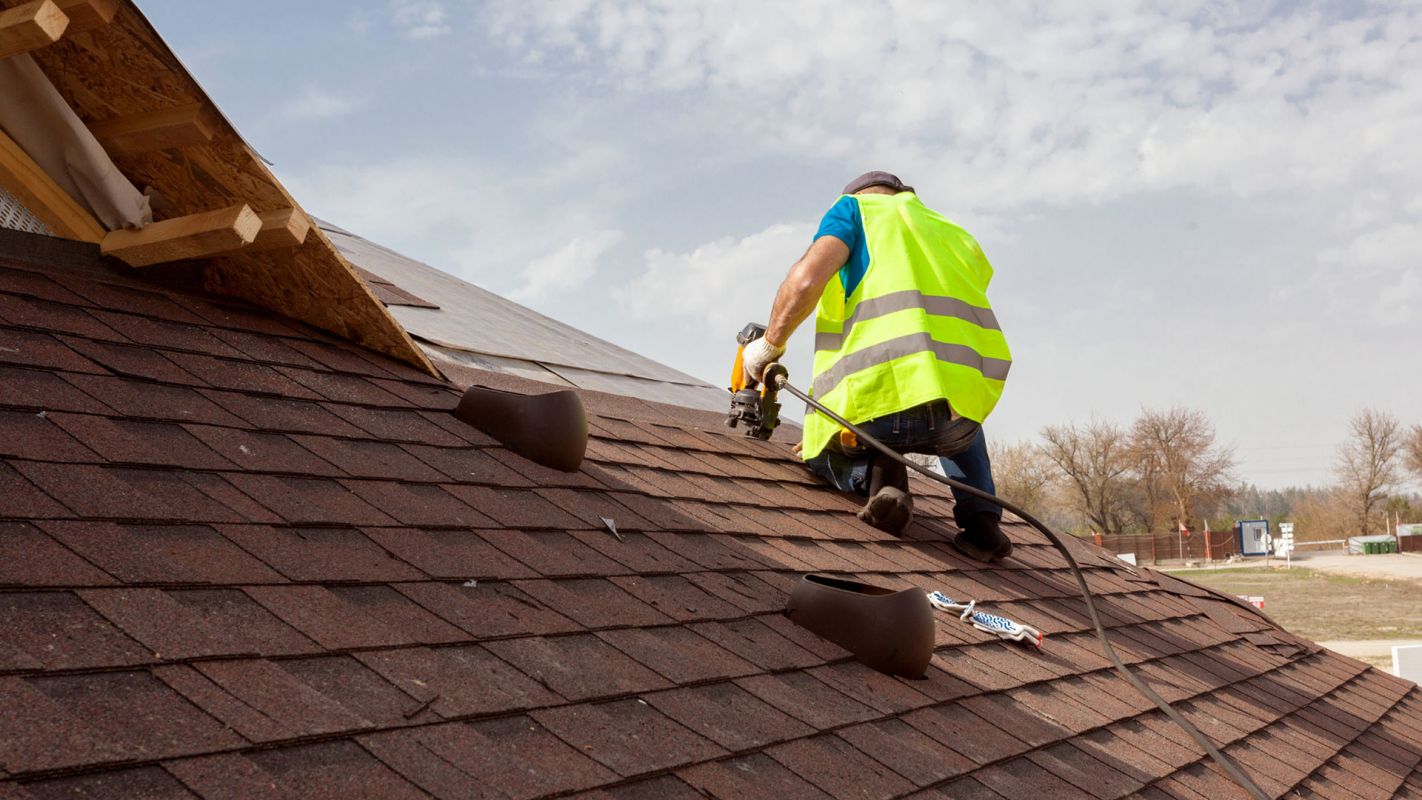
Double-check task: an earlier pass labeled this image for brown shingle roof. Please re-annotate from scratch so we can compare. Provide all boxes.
[1,236,1422,799]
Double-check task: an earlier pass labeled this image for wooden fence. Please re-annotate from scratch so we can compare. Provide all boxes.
[1093,530,1240,564]
[1401,536,1422,554]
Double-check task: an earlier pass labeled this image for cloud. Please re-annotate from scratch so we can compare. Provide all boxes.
[284,156,482,250]
[479,2,1422,213]
[508,230,626,301]
[272,86,363,124]
[282,155,543,282]
[391,0,451,40]
[278,148,629,307]
[618,223,810,327]
[614,222,816,393]
[1322,221,1422,272]
[263,1,1419,489]
[1315,219,1422,324]
[273,83,633,305]
[347,10,374,34]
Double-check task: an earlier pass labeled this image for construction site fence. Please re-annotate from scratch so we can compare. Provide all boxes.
[1092,531,1240,564]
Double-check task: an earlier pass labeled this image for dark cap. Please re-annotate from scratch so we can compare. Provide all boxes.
[842,171,914,195]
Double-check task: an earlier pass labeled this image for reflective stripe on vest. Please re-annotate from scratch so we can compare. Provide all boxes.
[802,192,1010,461]
[813,289,1001,352]
[812,332,1012,398]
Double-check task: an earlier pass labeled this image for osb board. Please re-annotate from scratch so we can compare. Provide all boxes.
[2,0,437,375]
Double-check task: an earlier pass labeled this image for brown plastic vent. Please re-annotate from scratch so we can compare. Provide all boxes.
[453,385,588,473]
[786,574,935,678]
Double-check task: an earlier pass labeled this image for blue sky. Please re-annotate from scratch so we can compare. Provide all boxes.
[140,1,1421,491]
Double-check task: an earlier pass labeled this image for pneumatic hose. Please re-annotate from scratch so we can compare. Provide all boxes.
[771,374,1268,800]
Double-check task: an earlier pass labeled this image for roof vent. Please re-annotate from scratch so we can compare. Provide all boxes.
[787,574,934,678]
[453,385,587,472]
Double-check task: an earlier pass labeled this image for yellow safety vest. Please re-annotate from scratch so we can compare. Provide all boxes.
[802,192,1011,461]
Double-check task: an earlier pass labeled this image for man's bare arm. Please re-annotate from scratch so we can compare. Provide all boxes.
[765,235,851,346]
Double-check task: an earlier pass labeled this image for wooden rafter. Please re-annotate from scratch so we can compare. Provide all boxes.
[249,207,310,252]
[0,126,105,243]
[0,0,68,59]
[101,203,261,267]
[89,101,218,157]
[51,0,114,34]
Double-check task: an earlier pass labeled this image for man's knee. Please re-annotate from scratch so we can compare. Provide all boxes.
[804,450,871,496]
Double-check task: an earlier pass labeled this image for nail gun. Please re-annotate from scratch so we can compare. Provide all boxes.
[725,322,787,440]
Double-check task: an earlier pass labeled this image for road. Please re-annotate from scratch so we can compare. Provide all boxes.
[1169,551,1422,582]
[1319,640,1422,677]
[1319,640,1422,658]
[1292,553,1422,583]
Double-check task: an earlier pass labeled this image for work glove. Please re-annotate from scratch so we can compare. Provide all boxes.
[742,336,785,384]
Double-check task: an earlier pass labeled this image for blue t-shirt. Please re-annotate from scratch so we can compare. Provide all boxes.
[814,195,872,298]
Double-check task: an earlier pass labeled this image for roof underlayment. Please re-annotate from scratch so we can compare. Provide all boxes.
[321,220,728,412]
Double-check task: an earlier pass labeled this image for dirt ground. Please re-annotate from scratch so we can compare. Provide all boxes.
[1164,565,1422,671]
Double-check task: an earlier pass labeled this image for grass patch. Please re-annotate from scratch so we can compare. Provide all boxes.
[1162,567,1422,642]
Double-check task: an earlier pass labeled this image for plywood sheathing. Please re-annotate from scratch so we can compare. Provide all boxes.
[2,0,438,376]
[52,0,116,34]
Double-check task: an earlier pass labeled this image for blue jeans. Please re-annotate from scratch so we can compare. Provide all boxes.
[805,399,1001,527]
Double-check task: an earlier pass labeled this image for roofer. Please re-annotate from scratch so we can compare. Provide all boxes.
[743,171,1012,561]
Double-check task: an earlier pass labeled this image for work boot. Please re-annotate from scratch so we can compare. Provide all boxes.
[952,512,1013,562]
[858,486,914,536]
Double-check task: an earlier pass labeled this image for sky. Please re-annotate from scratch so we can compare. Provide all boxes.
[139,0,1421,491]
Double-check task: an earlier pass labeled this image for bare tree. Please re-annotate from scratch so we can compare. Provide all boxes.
[1040,420,1134,534]
[1130,434,1169,532]
[987,440,1056,511]
[1127,407,1237,531]
[1405,424,1422,481]
[1292,487,1354,540]
[1335,408,1403,535]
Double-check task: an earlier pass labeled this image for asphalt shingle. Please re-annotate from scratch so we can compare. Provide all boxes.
[1,242,1417,800]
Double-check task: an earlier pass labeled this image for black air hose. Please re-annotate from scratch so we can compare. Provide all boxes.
[773,375,1268,800]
